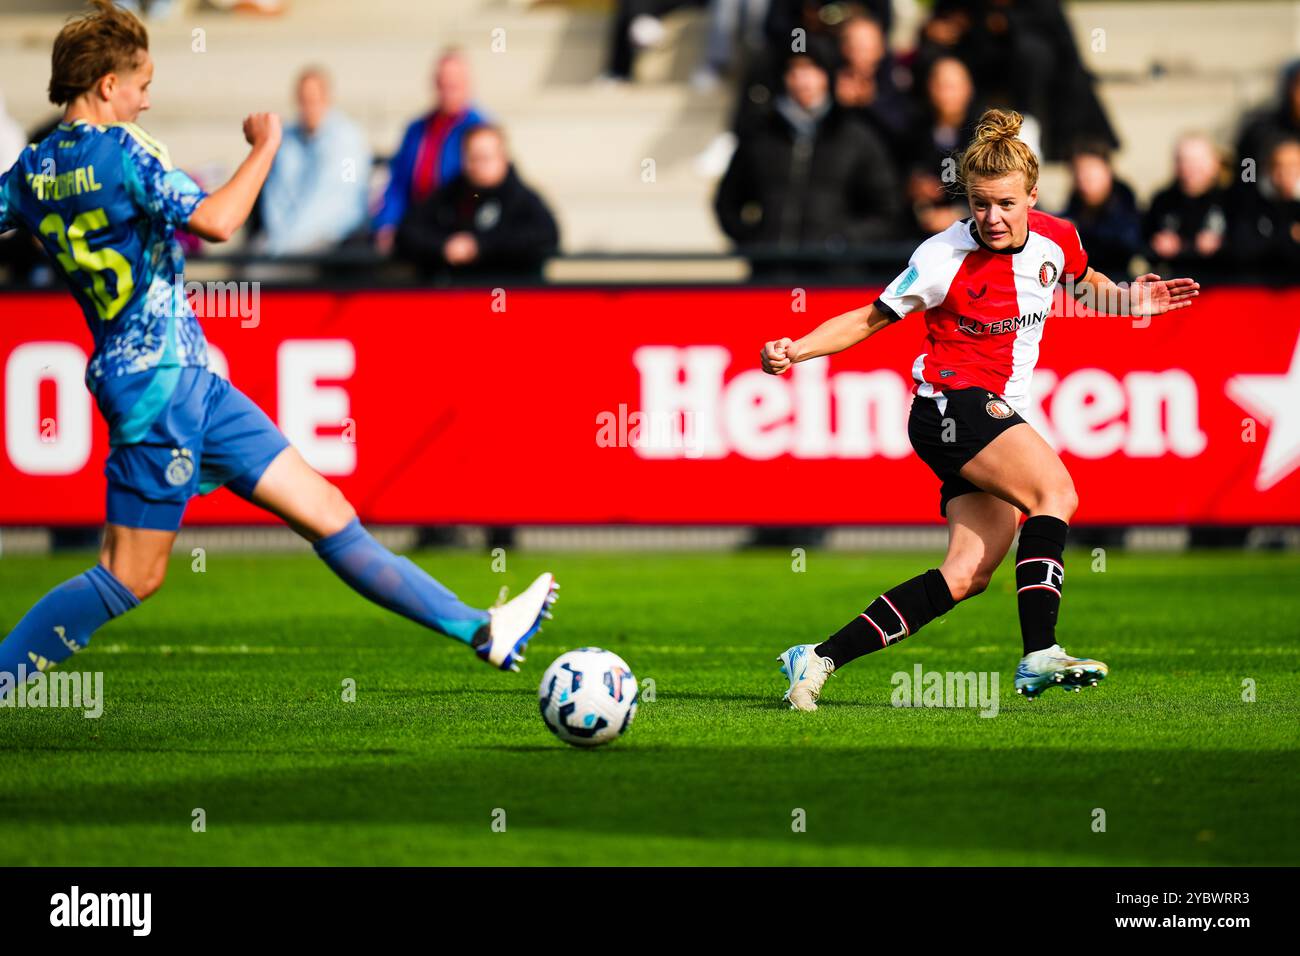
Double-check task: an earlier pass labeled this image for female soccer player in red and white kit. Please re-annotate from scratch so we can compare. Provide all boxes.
[763,109,1199,709]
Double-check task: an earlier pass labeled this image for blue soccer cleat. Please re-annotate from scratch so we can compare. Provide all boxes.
[478,573,558,672]
[778,643,835,711]
[1014,644,1109,700]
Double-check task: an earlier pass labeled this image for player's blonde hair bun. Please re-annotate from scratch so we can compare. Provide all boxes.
[958,108,1039,193]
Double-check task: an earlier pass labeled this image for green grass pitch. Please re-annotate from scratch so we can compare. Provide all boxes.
[1,548,1297,866]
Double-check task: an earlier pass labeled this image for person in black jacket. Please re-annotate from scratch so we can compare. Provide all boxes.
[912,0,1117,161]
[1236,59,1300,173]
[1230,136,1300,277]
[1142,133,1231,278]
[396,124,559,281]
[899,55,982,238]
[714,48,902,280]
[1060,142,1141,280]
[834,11,914,171]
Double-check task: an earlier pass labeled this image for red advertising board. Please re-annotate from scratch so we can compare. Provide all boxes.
[2,286,1298,525]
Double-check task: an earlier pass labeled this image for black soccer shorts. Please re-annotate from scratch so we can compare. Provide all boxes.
[907,387,1028,517]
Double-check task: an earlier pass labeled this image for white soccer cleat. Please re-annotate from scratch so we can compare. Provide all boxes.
[479,573,558,672]
[1014,643,1109,700]
[778,643,835,711]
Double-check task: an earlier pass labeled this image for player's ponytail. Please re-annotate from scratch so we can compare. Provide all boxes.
[958,108,1040,194]
[48,0,149,106]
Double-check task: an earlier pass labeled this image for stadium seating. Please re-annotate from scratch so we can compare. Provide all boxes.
[0,0,1295,257]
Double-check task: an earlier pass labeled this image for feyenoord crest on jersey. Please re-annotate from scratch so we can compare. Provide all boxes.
[873,210,1089,414]
[986,397,1014,419]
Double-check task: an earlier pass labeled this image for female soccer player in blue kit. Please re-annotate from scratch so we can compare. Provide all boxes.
[0,1,556,695]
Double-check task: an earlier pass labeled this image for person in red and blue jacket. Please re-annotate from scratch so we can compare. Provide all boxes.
[372,48,488,253]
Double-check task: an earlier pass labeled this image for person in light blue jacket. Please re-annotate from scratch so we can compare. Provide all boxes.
[258,66,371,256]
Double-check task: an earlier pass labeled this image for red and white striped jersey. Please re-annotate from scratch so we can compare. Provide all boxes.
[875,209,1089,413]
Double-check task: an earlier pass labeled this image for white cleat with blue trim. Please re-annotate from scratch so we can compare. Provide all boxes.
[778,643,835,711]
[480,573,559,672]
[1014,643,1108,700]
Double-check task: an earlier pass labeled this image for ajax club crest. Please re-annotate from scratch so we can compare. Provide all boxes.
[165,448,195,486]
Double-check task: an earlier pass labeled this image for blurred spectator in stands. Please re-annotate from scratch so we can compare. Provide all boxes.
[1143,133,1230,276]
[257,67,370,257]
[374,49,487,254]
[716,0,859,154]
[1060,143,1141,280]
[1236,59,1300,172]
[913,0,1115,161]
[901,56,979,237]
[698,1,882,177]
[1,107,48,285]
[0,93,32,283]
[203,0,287,14]
[396,125,559,281]
[765,0,893,54]
[834,10,912,165]
[0,92,24,170]
[116,0,179,19]
[604,1,703,82]
[694,0,770,92]
[714,49,900,278]
[1231,136,1300,275]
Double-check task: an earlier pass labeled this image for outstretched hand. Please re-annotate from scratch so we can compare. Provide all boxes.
[1131,273,1200,315]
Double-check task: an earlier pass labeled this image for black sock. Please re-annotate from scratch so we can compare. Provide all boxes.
[815,569,955,668]
[1016,515,1069,655]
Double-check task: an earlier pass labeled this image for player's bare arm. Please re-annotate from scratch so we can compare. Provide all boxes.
[1072,266,1200,316]
[186,112,282,242]
[760,304,894,375]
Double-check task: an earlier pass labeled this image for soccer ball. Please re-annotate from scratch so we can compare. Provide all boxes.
[538,648,638,748]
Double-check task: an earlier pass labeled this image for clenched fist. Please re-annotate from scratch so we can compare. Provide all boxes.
[761,337,795,375]
[243,112,282,150]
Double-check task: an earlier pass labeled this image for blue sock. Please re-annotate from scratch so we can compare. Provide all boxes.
[0,565,139,694]
[313,518,489,644]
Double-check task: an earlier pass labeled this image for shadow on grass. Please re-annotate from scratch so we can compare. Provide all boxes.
[0,745,1294,865]
[0,746,404,756]
[365,688,537,699]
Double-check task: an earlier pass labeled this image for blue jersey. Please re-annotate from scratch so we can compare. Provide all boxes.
[0,119,209,391]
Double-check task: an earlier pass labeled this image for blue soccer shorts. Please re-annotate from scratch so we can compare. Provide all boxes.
[95,366,290,531]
